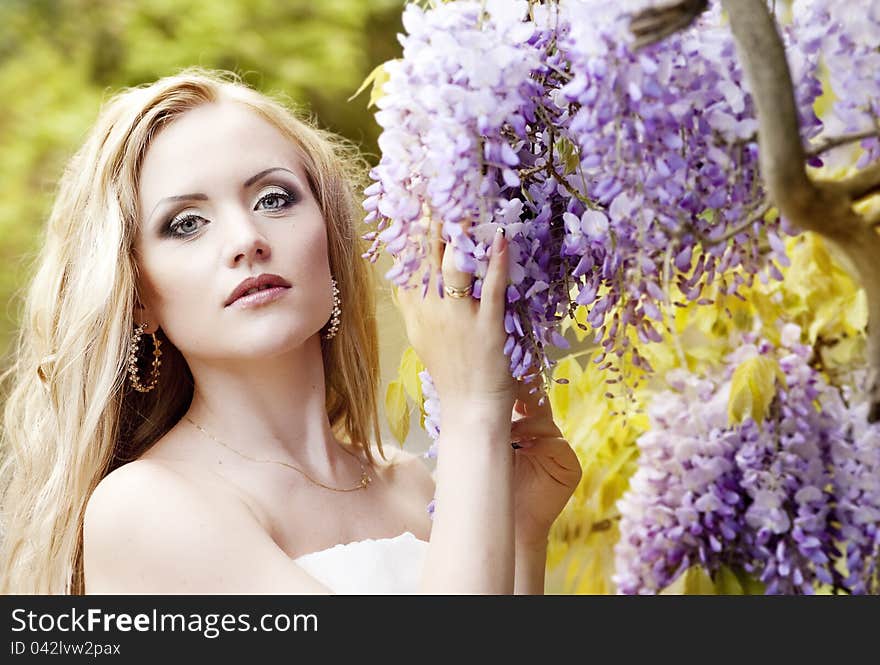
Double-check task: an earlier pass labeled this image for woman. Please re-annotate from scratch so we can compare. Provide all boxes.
[0,69,581,594]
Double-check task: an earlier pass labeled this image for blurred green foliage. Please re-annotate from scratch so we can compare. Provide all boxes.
[0,0,404,366]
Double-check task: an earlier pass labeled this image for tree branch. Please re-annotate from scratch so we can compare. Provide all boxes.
[701,201,771,246]
[629,0,709,49]
[826,160,880,202]
[807,130,880,159]
[720,0,880,421]
[719,1,821,220]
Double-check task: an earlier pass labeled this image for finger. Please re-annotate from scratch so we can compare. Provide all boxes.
[515,436,578,463]
[392,284,417,337]
[510,418,562,440]
[479,227,509,324]
[440,220,475,293]
[514,454,582,491]
[392,282,413,312]
[514,379,553,418]
[513,437,583,480]
[428,216,444,273]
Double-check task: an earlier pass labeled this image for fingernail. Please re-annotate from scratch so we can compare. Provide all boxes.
[493,226,507,252]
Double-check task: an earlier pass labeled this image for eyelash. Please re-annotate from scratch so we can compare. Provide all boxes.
[163,187,297,238]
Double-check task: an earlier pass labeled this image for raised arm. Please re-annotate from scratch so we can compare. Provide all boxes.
[395,225,517,593]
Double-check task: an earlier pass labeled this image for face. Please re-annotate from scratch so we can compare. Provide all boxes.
[134,100,333,362]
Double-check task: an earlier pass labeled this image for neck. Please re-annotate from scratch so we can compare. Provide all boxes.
[182,334,353,477]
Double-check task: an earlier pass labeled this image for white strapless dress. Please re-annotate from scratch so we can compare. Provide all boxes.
[293,531,429,594]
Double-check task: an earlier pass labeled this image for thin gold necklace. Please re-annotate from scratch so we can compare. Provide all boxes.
[184,416,372,492]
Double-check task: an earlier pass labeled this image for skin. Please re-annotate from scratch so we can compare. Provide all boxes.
[83,99,581,594]
[395,221,582,592]
[127,99,433,555]
[133,100,344,476]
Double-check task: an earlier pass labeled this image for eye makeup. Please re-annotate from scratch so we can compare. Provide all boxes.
[159,184,299,239]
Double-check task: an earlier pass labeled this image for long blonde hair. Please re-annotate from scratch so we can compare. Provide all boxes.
[0,68,383,594]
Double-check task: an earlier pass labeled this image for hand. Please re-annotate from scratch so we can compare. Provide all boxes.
[394,219,515,414]
[510,380,583,548]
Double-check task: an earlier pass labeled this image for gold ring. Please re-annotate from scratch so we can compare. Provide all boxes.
[444,283,473,299]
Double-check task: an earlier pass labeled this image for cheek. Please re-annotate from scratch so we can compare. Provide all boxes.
[289,223,332,279]
[138,254,204,320]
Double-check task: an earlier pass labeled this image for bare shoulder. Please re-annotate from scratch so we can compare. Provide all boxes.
[84,459,245,532]
[83,459,330,594]
[372,444,435,503]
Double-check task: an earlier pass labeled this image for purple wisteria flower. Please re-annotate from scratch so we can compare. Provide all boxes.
[614,325,880,594]
[365,0,842,390]
[612,367,745,594]
[793,0,880,166]
[419,369,441,460]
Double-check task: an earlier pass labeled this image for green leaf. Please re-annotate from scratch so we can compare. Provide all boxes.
[728,355,784,426]
[697,208,716,224]
[385,380,410,446]
[735,569,766,595]
[554,137,579,175]
[659,566,717,595]
[713,565,745,594]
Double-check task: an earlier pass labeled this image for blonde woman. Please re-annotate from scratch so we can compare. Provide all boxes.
[0,69,581,594]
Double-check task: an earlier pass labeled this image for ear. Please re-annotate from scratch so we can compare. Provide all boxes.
[133,299,159,336]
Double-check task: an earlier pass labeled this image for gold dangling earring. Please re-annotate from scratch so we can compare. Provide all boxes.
[127,322,162,393]
[322,277,341,341]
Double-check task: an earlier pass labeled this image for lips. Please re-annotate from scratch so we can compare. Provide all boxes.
[225,273,291,306]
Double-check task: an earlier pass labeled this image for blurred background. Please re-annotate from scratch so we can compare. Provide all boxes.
[0,0,432,453]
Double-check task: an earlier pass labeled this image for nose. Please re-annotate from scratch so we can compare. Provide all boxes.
[225,209,272,268]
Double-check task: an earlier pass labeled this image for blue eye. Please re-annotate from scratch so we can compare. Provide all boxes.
[255,188,295,212]
[165,213,206,238]
[161,186,296,239]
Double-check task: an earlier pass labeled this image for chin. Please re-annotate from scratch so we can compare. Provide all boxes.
[233,324,323,358]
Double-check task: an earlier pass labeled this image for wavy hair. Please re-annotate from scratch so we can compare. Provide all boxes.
[0,68,383,594]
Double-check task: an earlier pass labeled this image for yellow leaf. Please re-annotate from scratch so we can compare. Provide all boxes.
[845,289,868,333]
[821,336,865,369]
[728,356,784,426]
[549,356,584,424]
[812,73,836,119]
[561,305,590,342]
[348,61,393,108]
[690,304,718,335]
[398,346,425,403]
[385,380,410,445]
[727,378,753,427]
[806,233,834,275]
[807,300,840,344]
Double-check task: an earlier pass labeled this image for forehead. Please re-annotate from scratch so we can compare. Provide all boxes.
[138,100,307,210]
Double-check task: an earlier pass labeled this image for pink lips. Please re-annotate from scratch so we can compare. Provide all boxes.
[225,273,291,307]
[227,286,289,309]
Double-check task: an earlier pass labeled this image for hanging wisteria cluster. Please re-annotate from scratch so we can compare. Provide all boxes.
[363,0,831,391]
[613,324,880,595]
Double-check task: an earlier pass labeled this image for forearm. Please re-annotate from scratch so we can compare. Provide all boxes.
[420,405,515,594]
[514,538,548,595]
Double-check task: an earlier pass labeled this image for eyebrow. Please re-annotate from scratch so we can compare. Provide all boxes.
[147,167,300,223]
